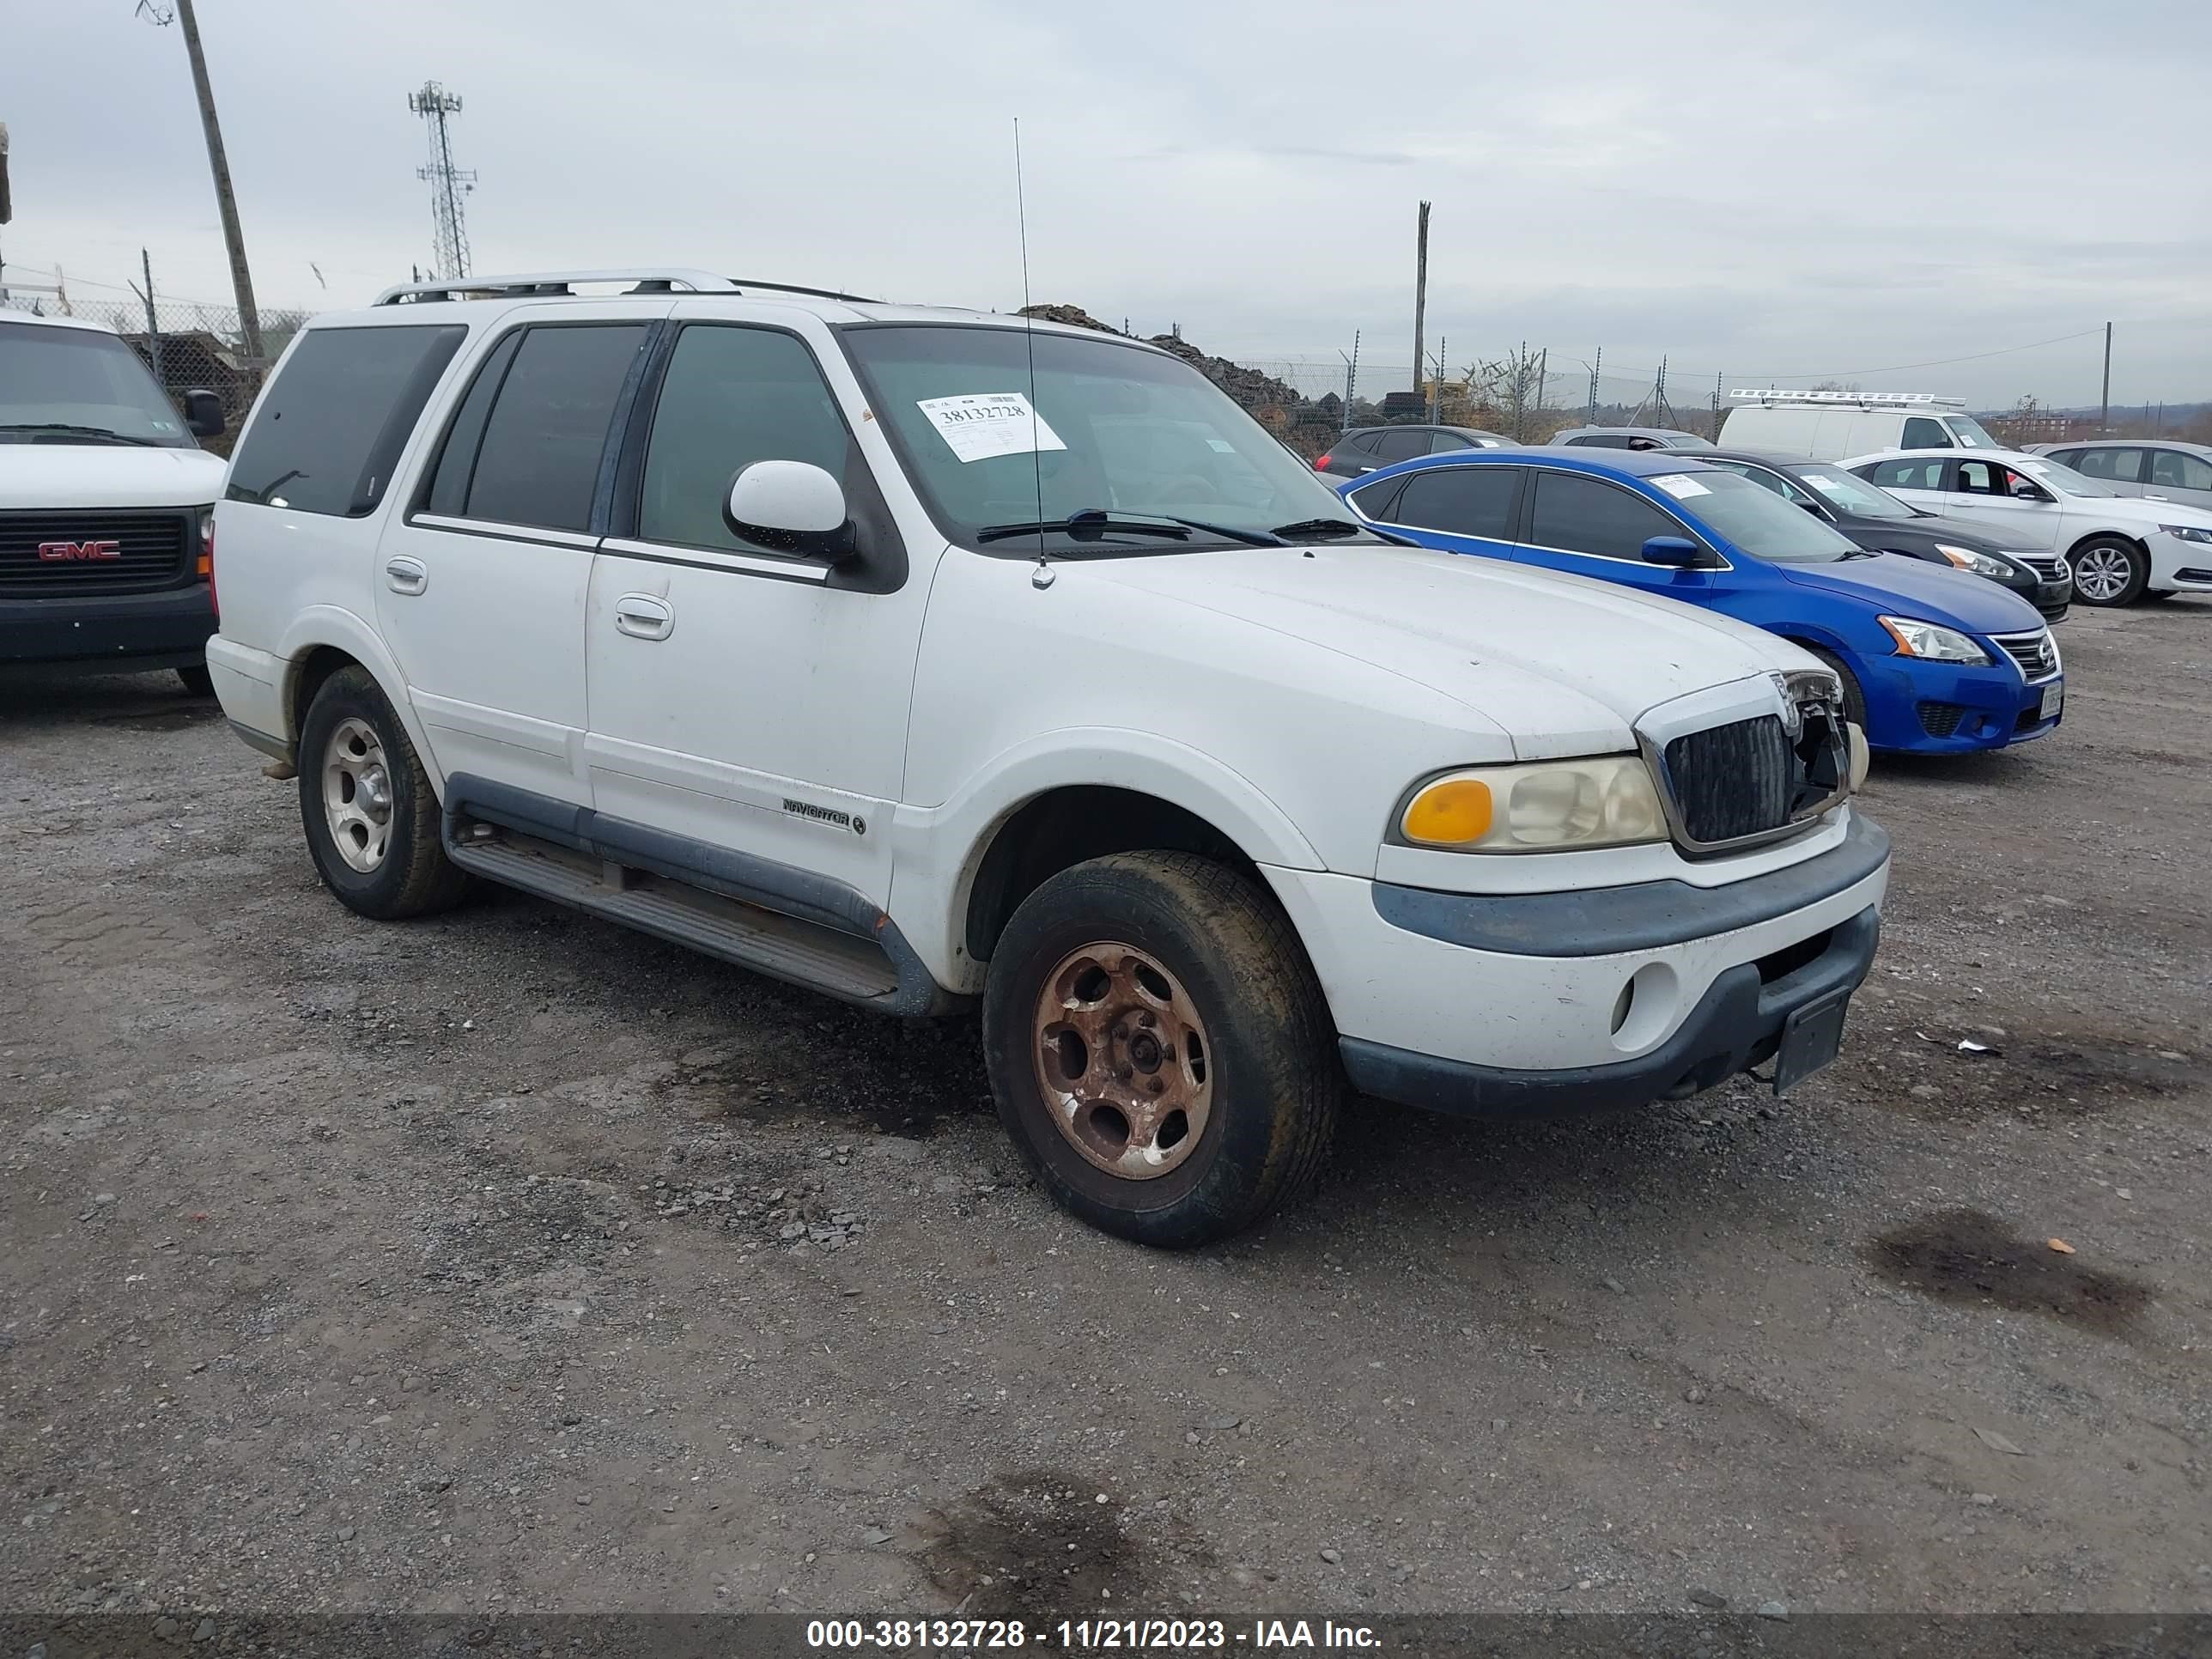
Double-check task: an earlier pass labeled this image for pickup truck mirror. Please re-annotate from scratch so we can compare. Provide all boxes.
[183,388,224,440]
[725,460,854,561]
[1641,535,1705,568]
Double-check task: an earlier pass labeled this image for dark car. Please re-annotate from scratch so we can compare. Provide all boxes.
[1313,423,1511,479]
[1698,448,2070,623]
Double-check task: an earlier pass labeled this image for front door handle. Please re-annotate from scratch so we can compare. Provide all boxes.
[384,556,428,596]
[613,593,674,641]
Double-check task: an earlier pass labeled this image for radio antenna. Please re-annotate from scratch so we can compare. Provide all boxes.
[1014,118,1051,582]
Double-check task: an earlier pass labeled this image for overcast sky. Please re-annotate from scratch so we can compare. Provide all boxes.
[7,0,2209,405]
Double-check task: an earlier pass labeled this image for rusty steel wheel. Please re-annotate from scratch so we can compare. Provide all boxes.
[982,851,1341,1248]
[1031,942,1214,1180]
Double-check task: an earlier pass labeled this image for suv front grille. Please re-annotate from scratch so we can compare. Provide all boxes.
[0,510,193,595]
[1658,696,1848,854]
[1662,716,1795,845]
[1992,628,2058,681]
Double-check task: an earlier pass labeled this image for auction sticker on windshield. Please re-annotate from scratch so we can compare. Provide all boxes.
[917,392,1068,464]
[1650,474,1711,500]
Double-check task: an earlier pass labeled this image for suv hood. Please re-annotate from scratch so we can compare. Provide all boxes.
[0,444,227,510]
[1079,544,1815,760]
[1779,550,2045,635]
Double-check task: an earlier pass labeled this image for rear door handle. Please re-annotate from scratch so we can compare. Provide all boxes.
[384,556,428,596]
[613,593,674,641]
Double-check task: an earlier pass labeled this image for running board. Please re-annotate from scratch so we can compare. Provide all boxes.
[447,827,908,1009]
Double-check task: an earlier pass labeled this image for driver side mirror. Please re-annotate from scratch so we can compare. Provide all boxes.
[725,460,855,562]
[1641,535,1706,568]
[183,388,224,440]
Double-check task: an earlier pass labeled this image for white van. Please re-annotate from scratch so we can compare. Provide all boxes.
[1719,391,2002,462]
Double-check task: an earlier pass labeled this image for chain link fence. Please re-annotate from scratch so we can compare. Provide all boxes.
[3,289,308,455]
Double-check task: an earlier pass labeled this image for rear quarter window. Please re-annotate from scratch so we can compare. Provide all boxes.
[227,325,467,515]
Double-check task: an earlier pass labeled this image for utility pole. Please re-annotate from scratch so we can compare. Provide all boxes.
[1586,349,1601,425]
[151,0,264,364]
[1428,335,1446,423]
[1339,331,1359,434]
[2100,320,2112,434]
[132,248,164,388]
[1411,200,1431,414]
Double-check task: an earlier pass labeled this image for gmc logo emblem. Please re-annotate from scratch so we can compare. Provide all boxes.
[36,540,123,562]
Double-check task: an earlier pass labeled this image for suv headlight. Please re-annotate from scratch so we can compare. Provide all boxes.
[1934,544,2014,580]
[1398,757,1667,853]
[1878,616,1990,665]
[2158,523,2212,545]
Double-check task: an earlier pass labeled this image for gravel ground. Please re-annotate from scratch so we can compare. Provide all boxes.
[3,599,2209,1626]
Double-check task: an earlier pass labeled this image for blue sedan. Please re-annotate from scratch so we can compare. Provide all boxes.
[1339,448,2063,755]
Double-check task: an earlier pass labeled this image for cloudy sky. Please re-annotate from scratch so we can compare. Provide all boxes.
[7,0,2209,406]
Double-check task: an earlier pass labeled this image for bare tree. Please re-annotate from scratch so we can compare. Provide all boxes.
[1463,343,1547,441]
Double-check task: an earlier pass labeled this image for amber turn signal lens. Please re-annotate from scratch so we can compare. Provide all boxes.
[1401,778,1495,846]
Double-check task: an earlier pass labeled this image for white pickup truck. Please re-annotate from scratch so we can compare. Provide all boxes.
[206,270,1889,1246]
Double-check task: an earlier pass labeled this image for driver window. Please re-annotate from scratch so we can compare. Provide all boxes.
[1902,417,1951,448]
[640,325,852,552]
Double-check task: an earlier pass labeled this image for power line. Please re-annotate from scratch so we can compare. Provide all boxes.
[1757,328,2109,381]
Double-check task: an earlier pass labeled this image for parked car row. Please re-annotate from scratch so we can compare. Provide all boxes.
[3,283,2197,1248]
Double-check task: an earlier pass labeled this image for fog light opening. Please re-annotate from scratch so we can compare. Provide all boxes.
[1610,978,1636,1036]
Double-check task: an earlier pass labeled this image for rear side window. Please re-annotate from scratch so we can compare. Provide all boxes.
[228,325,465,515]
[1373,428,1431,462]
[638,325,852,552]
[1526,471,1680,558]
[1865,458,1946,491]
[1388,465,1520,540]
[1901,416,1951,448]
[444,324,651,532]
[2074,447,2143,483]
[1346,430,1386,455]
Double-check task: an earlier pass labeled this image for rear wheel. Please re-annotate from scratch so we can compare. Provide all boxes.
[297,665,471,921]
[176,663,214,697]
[2068,537,2147,606]
[981,851,1340,1248]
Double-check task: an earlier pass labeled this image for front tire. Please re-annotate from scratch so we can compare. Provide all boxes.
[177,662,215,697]
[297,665,471,921]
[1801,645,1868,730]
[2069,537,2147,607]
[981,851,1340,1248]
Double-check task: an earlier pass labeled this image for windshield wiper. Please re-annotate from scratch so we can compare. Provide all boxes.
[975,509,1283,548]
[1270,516,1366,541]
[0,422,157,447]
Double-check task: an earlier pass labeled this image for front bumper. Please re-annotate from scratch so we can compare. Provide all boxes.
[1859,654,2062,753]
[1262,813,1890,1116]
[0,581,216,671]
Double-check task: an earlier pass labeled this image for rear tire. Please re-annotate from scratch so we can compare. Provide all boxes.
[981,851,1340,1248]
[297,665,471,921]
[176,663,214,697]
[2068,537,2147,606]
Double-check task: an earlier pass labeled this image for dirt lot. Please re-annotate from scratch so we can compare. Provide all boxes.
[3,600,2209,1630]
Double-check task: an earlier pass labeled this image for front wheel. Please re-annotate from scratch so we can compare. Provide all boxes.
[981,851,1340,1248]
[1800,645,1868,730]
[2069,537,2147,607]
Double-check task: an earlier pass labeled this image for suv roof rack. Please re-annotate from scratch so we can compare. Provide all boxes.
[1729,388,1968,410]
[371,269,881,307]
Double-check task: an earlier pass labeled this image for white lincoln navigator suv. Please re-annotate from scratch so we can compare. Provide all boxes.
[207,269,1890,1246]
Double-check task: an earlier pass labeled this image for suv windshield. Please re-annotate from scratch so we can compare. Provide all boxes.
[2015,457,2118,499]
[1656,468,1860,563]
[838,324,1377,552]
[0,320,195,447]
[1946,416,2002,448]
[1793,462,1916,520]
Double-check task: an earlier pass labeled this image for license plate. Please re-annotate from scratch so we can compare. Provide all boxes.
[2039,682,2063,720]
[1774,992,1851,1095]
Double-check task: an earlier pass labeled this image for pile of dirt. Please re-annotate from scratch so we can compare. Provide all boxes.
[1016,303,1305,409]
